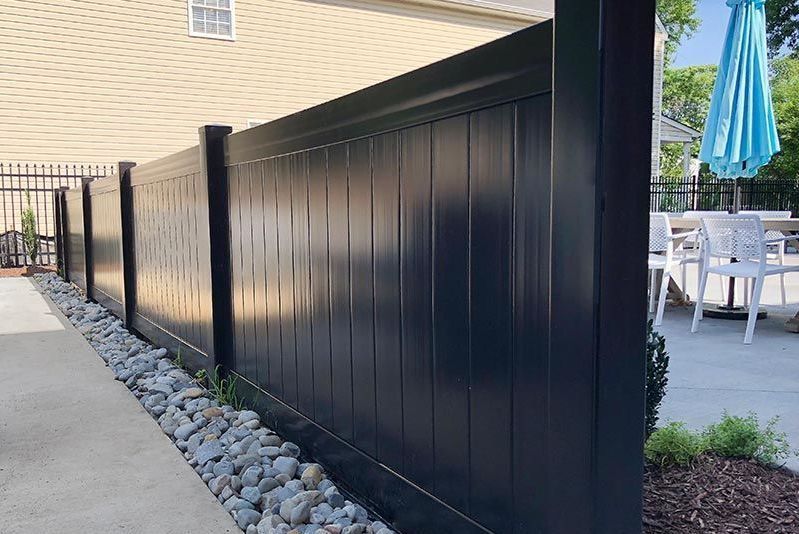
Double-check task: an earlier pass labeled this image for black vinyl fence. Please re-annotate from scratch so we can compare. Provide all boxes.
[651,177,799,214]
[0,162,114,267]
[56,15,653,534]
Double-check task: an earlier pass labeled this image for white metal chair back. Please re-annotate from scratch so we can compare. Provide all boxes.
[700,214,765,261]
[739,210,792,241]
[649,213,671,253]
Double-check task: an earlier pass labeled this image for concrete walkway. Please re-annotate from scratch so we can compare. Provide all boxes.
[655,256,799,472]
[0,277,238,533]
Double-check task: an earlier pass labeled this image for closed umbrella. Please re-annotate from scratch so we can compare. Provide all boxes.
[699,0,780,310]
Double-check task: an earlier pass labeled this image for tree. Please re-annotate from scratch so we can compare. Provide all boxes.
[662,64,717,130]
[660,65,716,176]
[762,55,799,181]
[766,0,799,57]
[657,0,701,64]
[21,191,39,266]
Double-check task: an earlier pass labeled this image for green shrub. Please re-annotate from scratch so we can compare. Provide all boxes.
[703,412,791,465]
[645,320,670,437]
[21,191,38,265]
[644,422,706,467]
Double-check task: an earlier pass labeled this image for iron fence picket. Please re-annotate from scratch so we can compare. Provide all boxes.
[651,176,799,215]
[0,162,114,267]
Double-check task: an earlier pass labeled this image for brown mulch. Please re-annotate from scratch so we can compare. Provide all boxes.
[643,455,799,533]
[0,265,55,277]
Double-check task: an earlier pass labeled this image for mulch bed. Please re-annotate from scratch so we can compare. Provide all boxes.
[0,266,55,278]
[643,454,799,533]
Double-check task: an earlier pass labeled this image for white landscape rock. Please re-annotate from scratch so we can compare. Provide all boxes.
[34,273,395,534]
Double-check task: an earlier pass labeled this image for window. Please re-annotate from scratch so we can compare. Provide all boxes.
[188,0,235,40]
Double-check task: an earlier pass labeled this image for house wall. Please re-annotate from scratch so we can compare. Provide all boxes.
[651,23,667,177]
[2,0,537,164]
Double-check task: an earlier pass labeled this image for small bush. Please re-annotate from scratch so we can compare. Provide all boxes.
[21,191,39,265]
[644,422,705,467]
[703,412,791,465]
[645,320,670,437]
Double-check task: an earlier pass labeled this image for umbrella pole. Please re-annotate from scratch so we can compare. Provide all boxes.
[725,178,741,310]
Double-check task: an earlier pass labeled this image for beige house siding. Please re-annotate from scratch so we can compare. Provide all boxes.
[651,18,667,177]
[1,0,538,164]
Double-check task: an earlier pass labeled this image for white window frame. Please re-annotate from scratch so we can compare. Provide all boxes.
[187,0,236,41]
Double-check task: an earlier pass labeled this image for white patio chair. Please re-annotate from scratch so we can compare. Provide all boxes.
[740,210,792,306]
[683,211,729,296]
[649,213,700,326]
[691,214,799,344]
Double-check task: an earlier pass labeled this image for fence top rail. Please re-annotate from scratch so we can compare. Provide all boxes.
[224,19,553,166]
[130,146,200,187]
[87,173,122,195]
[64,187,84,202]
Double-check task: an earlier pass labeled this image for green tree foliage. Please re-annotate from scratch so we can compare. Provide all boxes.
[660,65,716,176]
[657,0,701,64]
[21,191,38,265]
[766,0,799,57]
[763,55,799,181]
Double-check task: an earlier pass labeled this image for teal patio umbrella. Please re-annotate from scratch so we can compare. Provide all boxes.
[700,0,780,206]
[698,0,780,310]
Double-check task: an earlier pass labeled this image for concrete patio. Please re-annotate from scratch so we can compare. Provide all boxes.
[654,254,799,471]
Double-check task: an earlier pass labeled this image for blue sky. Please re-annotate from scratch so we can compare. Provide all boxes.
[673,0,730,67]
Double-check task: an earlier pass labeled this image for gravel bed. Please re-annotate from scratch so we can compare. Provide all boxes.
[35,273,395,534]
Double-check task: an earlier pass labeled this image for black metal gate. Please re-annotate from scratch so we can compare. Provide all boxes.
[0,162,113,267]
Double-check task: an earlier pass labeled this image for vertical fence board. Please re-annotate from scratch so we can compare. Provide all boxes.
[291,153,315,418]
[277,156,299,409]
[511,95,551,532]
[431,114,471,513]
[262,159,284,397]
[467,104,514,533]
[371,132,404,473]
[399,124,434,492]
[348,138,377,457]
[328,144,354,442]
[251,162,268,389]
[308,148,334,430]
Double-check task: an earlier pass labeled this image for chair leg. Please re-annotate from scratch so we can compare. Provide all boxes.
[655,270,671,326]
[744,276,765,344]
[681,264,688,301]
[692,268,709,333]
[717,258,725,298]
[743,278,749,307]
[649,269,656,313]
[779,245,786,306]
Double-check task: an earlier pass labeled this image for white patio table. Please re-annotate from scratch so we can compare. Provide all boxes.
[668,216,799,333]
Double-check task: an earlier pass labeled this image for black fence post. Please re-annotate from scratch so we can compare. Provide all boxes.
[199,125,233,375]
[118,161,137,326]
[551,0,652,531]
[58,188,70,282]
[80,176,94,297]
[54,187,67,276]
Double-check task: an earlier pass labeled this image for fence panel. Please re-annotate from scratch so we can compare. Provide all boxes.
[128,147,215,371]
[224,22,556,534]
[63,187,87,290]
[0,163,113,267]
[85,163,136,320]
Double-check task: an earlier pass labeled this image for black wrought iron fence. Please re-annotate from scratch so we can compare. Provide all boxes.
[651,176,799,214]
[0,162,114,267]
